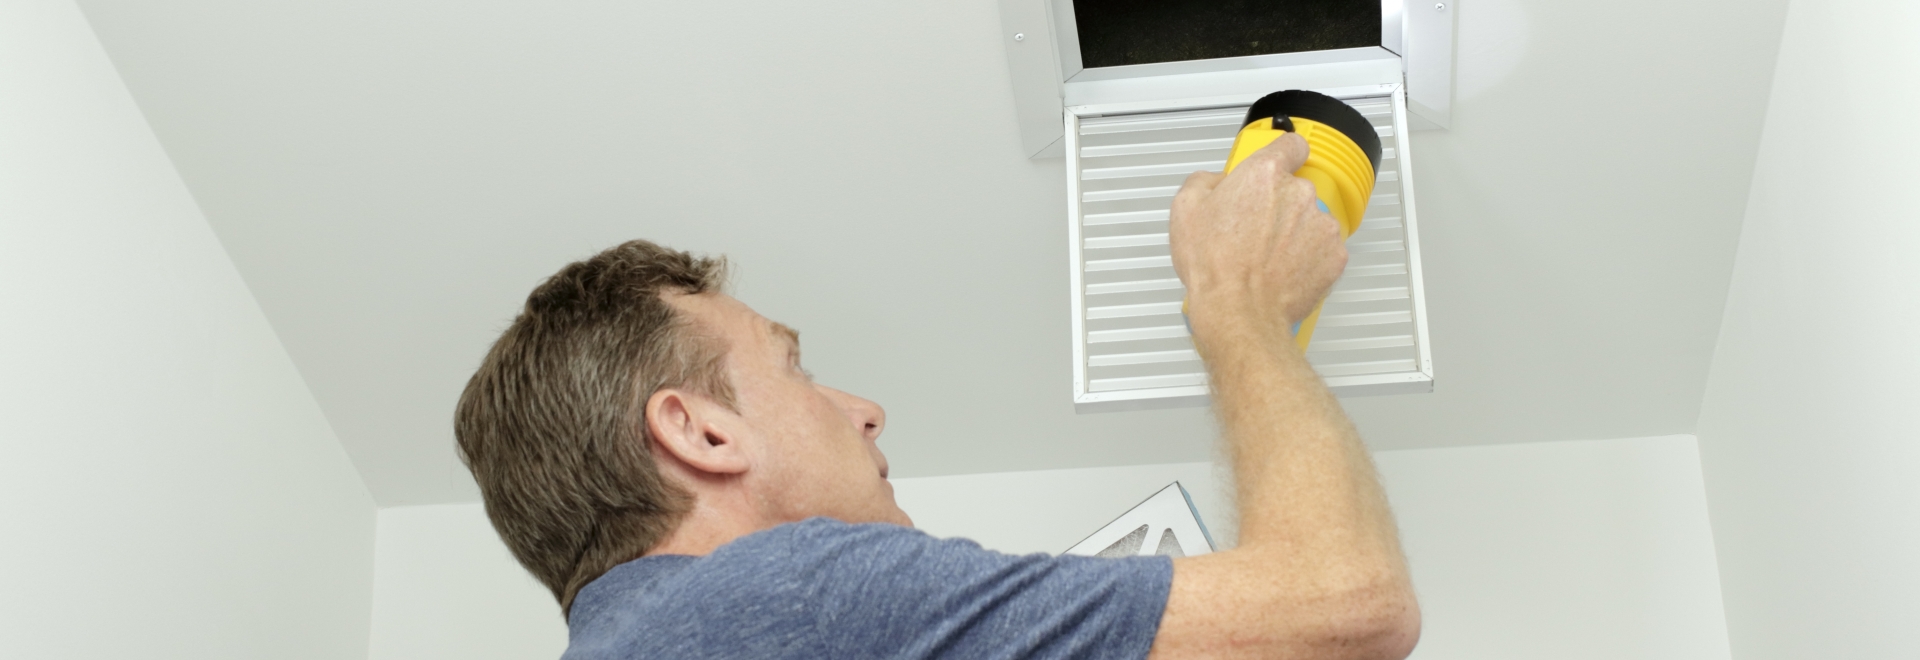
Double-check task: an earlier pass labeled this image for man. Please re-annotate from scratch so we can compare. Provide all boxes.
[455,134,1421,659]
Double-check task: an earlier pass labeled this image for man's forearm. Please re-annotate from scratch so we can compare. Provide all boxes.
[1192,307,1408,590]
[1154,135,1417,659]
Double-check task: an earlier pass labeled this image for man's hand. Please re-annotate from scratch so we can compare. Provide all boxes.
[1147,133,1419,660]
[1168,132,1348,345]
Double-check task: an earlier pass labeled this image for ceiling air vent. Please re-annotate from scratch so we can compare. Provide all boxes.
[995,0,1451,411]
[1067,90,1432,412]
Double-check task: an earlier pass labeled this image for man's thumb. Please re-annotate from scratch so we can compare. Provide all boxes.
[1245,131,1310,176]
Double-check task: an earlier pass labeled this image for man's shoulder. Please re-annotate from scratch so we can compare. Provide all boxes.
[563,519,995,659]
[732,516,944,551]
[572,519,982,615]
[566,519,1173,660]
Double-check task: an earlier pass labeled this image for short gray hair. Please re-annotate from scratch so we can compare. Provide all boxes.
[454,239,732,615]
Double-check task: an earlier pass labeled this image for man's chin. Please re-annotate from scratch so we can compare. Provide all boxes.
[879,479,912,526]
[867,492,913,528]
[868,493,913,528]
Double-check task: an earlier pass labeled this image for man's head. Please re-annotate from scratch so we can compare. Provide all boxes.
[648,291,908,531]
[454,240,906,614]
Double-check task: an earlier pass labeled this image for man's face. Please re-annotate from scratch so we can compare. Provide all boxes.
[669,292,911,527]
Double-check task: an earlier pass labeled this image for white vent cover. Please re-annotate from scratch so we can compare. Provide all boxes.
[1067,88,1433,412]
[1063,482,1216,558]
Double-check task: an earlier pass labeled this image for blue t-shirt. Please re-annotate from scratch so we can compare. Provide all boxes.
[563,517,1174,659]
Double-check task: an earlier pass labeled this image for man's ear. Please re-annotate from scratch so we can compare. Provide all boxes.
[645,388,749,477]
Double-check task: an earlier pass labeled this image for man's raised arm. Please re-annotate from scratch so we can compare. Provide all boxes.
[1147,133,1421,660]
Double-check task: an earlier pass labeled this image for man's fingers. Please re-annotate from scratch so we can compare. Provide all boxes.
[1181,169,1224,192]
[1241,131,1311,178]
[1171,170,1224,220]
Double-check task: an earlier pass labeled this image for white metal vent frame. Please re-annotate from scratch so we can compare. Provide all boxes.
[1066,85,1434,412]
[997,0,1455,158]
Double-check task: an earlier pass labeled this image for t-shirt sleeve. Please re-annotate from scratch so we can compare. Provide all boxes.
[790,518,1173,660]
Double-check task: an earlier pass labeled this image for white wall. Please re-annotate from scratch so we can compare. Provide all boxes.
[367,435,1726,659]
[1692,0,1920,657]
[893,461,1238,554]
[0,2,377,658]
[369,506,569,660]
[1382,436,1729,660]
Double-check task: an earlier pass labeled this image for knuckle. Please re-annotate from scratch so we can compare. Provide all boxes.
[1169,193,1200,218]
[1286,132,1311,154]
[1290,178,1317,197]
[1170,188,1192,207]
[1245,155,1283,178]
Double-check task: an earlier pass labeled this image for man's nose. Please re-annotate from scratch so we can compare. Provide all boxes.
[827,387,886,443]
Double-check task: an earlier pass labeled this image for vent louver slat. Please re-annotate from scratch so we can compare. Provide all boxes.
[1326,287,1410,303]
[1068,91,1433,410]
[1083,161,1228,180]
[1086,278,1183,295]
[1090,349,1200,367]
[1084,186,1182,203]
[1088,325,1189,343]
[1082,138,1236,158]
[1088,301,1185,319]
[1086,256,1173,272]
[1085,210,1170,225]
[1084,234,1168,249]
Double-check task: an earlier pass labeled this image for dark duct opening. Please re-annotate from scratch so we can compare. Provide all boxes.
[1073,0,1381,69]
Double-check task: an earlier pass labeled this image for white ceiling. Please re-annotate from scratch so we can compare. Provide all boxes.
[75,0,1790,506]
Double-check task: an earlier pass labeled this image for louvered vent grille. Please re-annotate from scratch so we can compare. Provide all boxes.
[1067,93,1432,409]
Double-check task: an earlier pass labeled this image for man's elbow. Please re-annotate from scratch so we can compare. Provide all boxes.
[1323,579,1421,660]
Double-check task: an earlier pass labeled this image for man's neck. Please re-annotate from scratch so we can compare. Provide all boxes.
[645,502,770,557]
